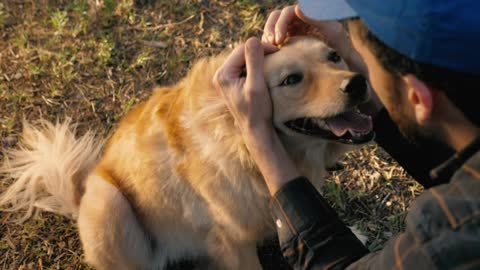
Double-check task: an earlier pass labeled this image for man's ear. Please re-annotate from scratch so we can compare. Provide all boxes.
[402,74,434,125]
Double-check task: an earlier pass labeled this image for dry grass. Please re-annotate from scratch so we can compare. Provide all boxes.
[0,1,422,269]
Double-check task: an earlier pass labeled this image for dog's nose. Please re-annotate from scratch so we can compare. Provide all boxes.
[340,74,367,100]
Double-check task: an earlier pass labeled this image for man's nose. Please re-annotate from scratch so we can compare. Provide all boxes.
[339,74,368,101]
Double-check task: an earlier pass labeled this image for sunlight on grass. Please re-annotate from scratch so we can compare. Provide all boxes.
[102,0,117,15]
[97,38,114,65]
[115,0,135,22]
[0,3,5,27]
[51,10,69,34]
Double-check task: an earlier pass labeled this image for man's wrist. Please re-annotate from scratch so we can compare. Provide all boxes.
[244,127,301,195]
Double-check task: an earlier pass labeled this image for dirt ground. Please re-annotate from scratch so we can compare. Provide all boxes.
[0,1,422,269]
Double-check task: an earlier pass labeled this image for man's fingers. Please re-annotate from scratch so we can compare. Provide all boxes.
[262,10,281,44]
[215,43,246,86]
[275,6,296,45]
[263,43,279,54]
[294,5,323,26]
[245,38,265,92]
[221,41,277,81]
[213,44,245,97]
[214,39,277,95]
[294,4,310,24]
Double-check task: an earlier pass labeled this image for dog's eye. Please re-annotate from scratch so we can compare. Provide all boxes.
[280,73,303,86]
[327,51,341,63]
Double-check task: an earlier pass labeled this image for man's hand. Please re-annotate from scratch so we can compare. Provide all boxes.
[262,5,367,76]
[262,4,382,116]
[262,5,345,49]
[213,38,300,195]
[213,38,277,140]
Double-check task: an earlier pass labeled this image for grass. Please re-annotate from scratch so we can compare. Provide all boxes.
[0,1,422,269]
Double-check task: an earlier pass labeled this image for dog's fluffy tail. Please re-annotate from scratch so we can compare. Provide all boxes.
[0,119,103,222]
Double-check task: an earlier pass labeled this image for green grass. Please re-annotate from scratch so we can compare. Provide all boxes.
[0,0,421,268]
[0,3,6,28]
[50,10,69,33]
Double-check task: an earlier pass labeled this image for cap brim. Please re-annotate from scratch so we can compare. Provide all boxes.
[298,0,357,21]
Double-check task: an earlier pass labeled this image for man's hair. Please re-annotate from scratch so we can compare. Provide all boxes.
[351,19,479,126]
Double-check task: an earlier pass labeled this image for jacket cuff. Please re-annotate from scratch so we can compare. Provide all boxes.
[269,176,337,244]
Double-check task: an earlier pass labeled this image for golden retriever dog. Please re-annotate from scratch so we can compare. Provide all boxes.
[0,36,373,270]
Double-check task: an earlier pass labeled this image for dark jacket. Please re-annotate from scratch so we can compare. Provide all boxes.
[270,109,480,269]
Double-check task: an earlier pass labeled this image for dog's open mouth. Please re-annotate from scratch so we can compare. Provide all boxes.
[284,110,375,144]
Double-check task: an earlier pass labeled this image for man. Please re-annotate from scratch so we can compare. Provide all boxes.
[213,0,480,269]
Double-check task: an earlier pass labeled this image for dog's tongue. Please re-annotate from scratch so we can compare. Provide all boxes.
[325,112,373,137]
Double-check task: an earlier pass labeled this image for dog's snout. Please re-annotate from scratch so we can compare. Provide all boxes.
[340,74,367,100]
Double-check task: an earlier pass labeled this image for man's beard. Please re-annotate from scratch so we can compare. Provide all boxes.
[389,103,439,147]
[383,80,438,146]
[391,109,419,142]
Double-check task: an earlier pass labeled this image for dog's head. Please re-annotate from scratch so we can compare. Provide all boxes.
[264,36,374,145]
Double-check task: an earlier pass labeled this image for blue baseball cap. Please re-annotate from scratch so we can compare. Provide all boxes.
[298,0,480,74]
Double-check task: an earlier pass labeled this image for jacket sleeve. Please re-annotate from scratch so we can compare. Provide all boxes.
[270,177,369,269]
[372,109,453,188]
[344,233,435,270]
[271,172,480,270]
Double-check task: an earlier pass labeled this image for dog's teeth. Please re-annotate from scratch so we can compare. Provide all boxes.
[349,130,361,137]
[349,130,370,138]
[302,118,309,129]
[313,118,328,129]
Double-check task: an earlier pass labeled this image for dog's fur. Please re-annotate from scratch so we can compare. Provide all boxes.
[0,37,369,270]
